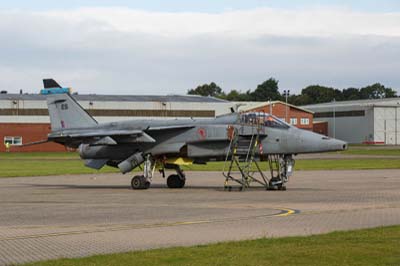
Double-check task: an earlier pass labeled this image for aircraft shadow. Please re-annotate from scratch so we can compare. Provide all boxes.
[26,183,128,189]
[25,183,257,191]
[25,183,324,192]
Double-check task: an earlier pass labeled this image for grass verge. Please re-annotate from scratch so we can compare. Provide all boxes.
[1,151,400,177]
[181,158,400,171]
[339,149,400,156]
[23,225,400,266]
[0,152,116,177]
[0,152,77,159]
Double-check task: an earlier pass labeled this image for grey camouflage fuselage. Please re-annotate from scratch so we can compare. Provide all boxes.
[41,79,347,190]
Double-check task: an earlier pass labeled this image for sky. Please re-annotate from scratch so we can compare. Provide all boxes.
[0,1,399,95]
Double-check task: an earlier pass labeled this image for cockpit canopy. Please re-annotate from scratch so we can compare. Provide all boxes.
[240,112,290,129]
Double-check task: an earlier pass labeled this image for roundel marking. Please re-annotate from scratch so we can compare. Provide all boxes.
[197,128,207,139]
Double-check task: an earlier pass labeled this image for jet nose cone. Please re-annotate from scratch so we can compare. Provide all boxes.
[322,137,348,152]
[288,129,348,154]
[334,139,348,151]
[342,142,348,151]
[318,137,347,152]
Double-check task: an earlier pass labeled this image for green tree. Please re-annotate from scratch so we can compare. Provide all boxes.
[187,82,223,97]
[342,87,360,100]
[385,87,398,98]
[224,89,252,101]
[360,83,397,99]
[224,89,240,101]
[288,94,313,106]
[333,89,344,101]
[301,85,337,104]
[187,79,398,104]
[250,78,281,101]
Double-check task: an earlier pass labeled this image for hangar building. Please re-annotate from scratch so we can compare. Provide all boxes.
[1,92,321,152]
[0,93,233,152]
[304,98,400,144]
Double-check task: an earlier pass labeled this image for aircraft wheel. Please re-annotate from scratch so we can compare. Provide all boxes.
[178,177,186,188]
[281,186,287,191]
[167,174,185,188]
[131,175,150,190]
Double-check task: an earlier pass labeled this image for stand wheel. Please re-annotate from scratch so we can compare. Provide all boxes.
[224,186,232,191]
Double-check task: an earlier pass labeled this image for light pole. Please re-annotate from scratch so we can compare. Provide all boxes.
[333,98,336,138]
[283,90,290,122]
[269,98,272,115]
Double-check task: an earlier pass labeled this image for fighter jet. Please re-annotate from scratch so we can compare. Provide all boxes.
[33,79,347,190]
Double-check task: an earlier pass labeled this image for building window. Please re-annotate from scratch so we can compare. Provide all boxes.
[314,110,365,118]
[300,118,309,125]
[4,136,22,146]
[290,118,297,125]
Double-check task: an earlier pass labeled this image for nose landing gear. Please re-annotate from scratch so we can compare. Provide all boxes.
[131,154,154,190]
[131,175,151,189]
[267,155,294,191]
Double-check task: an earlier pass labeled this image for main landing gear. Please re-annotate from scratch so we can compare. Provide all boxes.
[165,164,186,189]
[130,155,186,190]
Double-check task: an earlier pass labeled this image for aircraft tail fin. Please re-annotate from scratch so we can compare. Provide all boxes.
[45,79,97,131]
[43,79,62,89]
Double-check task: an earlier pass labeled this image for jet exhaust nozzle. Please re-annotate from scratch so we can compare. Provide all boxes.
[118,152,145,174]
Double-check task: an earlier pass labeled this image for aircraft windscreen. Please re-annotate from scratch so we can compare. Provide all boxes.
[240,112,289,129]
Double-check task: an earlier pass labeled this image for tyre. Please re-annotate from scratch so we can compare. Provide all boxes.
[131,175,150,190]
[167,174,185,188]
[178,177,185,188]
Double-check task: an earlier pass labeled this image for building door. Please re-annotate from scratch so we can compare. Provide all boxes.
[397,107,400,145]
[374,107,385,143]
[385,108,396,145]
[374,107,397,145]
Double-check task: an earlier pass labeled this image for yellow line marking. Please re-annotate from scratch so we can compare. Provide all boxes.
[0,208,297,242]
[274,208,296,217]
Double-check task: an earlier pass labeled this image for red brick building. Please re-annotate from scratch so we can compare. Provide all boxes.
[312,121,328,136]
[0,123,67,152]
[242,101,314,130]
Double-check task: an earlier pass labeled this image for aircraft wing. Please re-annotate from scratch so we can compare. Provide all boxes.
[50,129,156,143]
[50,125,194,144]
[19,139,50,147]
[147,125,195,131]
[67,129,144,138]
